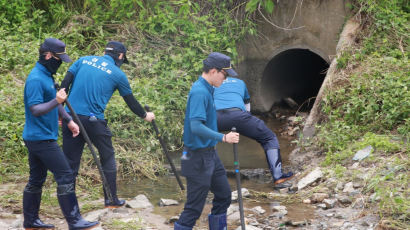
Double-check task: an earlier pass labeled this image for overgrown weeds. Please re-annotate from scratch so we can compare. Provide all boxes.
[0,0,254,185]
[315,0,409,227]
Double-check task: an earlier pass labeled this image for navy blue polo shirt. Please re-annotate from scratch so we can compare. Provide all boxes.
[214,77,250,111]
[66,55,133,119]
[183,76,221,150]
[23,62,59,141]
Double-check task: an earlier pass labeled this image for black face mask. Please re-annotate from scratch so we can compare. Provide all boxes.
[115,57,124,67]
[106,52,124,67]
[39,54,62,75]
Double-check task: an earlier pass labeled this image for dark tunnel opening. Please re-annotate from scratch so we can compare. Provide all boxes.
[262,49,329,112]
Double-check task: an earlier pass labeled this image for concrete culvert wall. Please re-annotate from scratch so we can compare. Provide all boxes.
[261,48,329,111]
[236,0,352,113]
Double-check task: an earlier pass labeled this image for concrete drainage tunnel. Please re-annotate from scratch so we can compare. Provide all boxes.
[235,0,350,114]
[261,49,329,111]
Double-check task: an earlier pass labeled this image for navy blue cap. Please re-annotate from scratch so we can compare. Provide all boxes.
[203,52,238,77]
[40,38,72,62]
[105,41,129,64]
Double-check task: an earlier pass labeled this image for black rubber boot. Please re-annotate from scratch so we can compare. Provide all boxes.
[265,149,294,185]
[208,213,227,230]
[23,184,55,229]
[103,170,125,208]
[174,222,192,230]
[57,183,99,230]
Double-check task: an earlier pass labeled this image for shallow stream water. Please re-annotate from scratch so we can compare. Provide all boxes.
[118,116,314,228]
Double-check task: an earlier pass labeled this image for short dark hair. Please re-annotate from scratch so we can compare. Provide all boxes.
[39,47,51,56]
[202,64,221,73]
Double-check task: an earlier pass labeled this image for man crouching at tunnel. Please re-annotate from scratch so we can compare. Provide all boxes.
[174,52,240,230]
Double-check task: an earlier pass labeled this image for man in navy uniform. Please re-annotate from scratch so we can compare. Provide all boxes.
[22,38,99,229]
[214,77,294,187]
[174,52,240,230]
[60,41,155,208]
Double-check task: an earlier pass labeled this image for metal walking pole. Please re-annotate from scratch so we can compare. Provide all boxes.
[232,127,246,230]
[63,97,114,204]
[144,105,185,190]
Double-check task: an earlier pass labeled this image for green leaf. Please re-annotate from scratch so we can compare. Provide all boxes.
[264,0,274,14]
[245,0,260,13]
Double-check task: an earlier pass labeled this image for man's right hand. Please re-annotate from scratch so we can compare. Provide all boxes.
[67,120,80,137]
[225,132,239,144]
[144,112,155,122]
[56,88,67,104]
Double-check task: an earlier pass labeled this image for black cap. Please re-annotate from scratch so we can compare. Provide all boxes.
[40,38,72,62]
[105,41,129,64]
[203,52,238,77]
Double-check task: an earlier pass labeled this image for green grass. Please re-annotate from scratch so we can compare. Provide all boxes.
[315,0,409,227]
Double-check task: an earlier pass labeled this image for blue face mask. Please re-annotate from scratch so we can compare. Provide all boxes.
[39,55,62,74]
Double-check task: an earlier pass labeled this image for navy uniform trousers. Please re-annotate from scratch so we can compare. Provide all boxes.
[177,147,231,228]
[24,140,74,186]
[217,109,279,150]
[62,114,116,177]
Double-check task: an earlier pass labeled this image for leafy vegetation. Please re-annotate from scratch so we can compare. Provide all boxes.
[0,0,408,228]
[0,0,255,181]
[316,0,409,227]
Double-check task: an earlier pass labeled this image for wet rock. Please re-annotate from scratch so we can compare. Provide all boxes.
[316,203,327,209]
[336,195,352,204]
[228,211,240,222]
[336,181,344,191]
[235,225,262,230]
[350,162,360,169]
[272,205,287,216]
[326,213,334,217]
[297,167,323,190]
[288,126,300,136]
[317,187,330,194]
[10,215,22,229]
[323,199,337,209]
[232,188,250,201]
[289,184,298,192]
[249,219,259,226]
[335,213,345,219]
[126,194,153,209]
[84,208,109,222]
[229,168,267,180]
[343,182,355,193]
[353,197,365,209]
[159,198,179,206]
[353,145,373,161]
[361,220,370,226]
[353,182,362,188]
[250,206,265,215]
[311,193,329,203]
[287,116,298,125]
[325,178,337,191]
[0,221,8,229]
[330,221,344,228]
[8,198,18,204]
[168,215,179,223]
[342,222,354,228]
[112,207,129,214]
[279,188,289,194]
[227,204,239,215]
[290,220,307,226]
